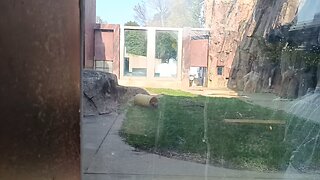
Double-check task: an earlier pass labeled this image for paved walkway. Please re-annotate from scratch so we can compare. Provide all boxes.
[82,111,319,180]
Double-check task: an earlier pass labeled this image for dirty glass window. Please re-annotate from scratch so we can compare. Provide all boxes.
[83,0,320,179]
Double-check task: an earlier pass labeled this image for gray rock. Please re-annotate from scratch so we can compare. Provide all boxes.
[83,70,120,116]
[287,76,299,99]
[82,70,149,116]
[306,88,315,95]
[315,86,320,94]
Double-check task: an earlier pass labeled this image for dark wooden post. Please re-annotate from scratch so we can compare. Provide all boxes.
[0,0,81,179]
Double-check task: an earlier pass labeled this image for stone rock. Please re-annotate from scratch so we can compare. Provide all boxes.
[206,0,319,99]
[83,70,120,116]
[298,71,316,97]
[82,70,148,116]
[287,76,299,99]
[205,0,257,88]
[205,0,304,96]
[243,71,261,93]
[306,88,315,95]
[279,70,295,98]
[317,64,320,87]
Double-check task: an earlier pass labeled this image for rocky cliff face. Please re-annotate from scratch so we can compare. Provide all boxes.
[205,0,256,87]
[206,0,320,98]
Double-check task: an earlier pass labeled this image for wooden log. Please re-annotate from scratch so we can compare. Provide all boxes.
[134,94,158,108]
[223,119,286,125]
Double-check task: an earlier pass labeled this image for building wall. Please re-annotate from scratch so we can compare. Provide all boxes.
[126,54,162,72]
[84,0,96,68]
[119,27,184,87]
[94,24,120,77]
[93,26,209,88]
[0,0,81,179]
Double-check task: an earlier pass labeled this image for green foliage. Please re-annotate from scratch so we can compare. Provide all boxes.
[264,43,286,63]
[156,32,178,61]
[125,29,147,56]
[302,51,320,67]
[146,88,196,97]
[283,47,320,67]
[254,35,285,64]
[256,35,320,68]
[124,22,178,58]
[124,21,148,56]
[124,21,140,26]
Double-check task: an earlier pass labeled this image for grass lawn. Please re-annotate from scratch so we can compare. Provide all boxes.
[120,89,320,172]
[146,88,196,97]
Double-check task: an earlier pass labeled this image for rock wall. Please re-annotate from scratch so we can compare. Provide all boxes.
[206,0,320,98]
[226,0,299,91]
[205,0,256,87]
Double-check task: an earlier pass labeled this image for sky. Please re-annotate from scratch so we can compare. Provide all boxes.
[96,0,320,25]
[96,0,142,25]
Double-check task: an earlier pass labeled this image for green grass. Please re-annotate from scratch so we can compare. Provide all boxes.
[120,90,320,172]
[146,88,196,97]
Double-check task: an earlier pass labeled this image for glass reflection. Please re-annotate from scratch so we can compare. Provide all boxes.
[124,29,148,77]
[154,31,178,78]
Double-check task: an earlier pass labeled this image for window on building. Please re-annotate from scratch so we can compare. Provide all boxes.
[217,66,224,75]
[124,28,148,77]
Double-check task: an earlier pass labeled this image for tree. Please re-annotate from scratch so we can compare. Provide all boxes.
[149,0,169,27]
[124,21,140,26]
[190,0,205,27]
[124,21,147,56]
[96,16,107,24]
[134,1,148,26]
[156,32,178,62]
[133,0,205,28]
[166,0,192,27]
[133,0,167,27]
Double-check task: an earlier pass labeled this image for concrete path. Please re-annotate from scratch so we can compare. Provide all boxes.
[82,112,319,180]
